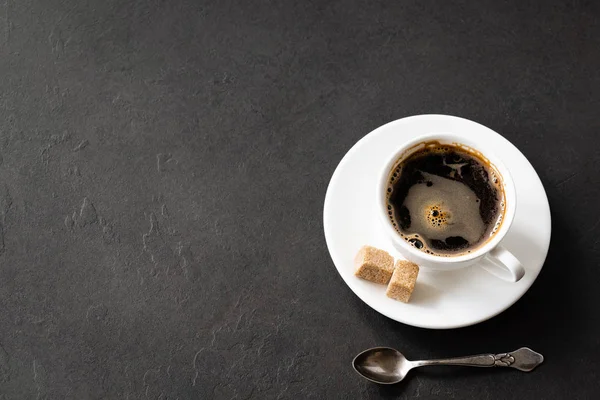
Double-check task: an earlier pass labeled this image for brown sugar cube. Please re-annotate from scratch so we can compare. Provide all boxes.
[354,246,395,284]
[386,260,419,303]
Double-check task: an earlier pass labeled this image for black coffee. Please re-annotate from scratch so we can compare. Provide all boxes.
[386,142,505,256]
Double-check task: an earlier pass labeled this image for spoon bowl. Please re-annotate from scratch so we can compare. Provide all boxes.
[352,347,409,384]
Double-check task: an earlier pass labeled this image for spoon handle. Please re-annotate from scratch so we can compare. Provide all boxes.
[412,347,544,372]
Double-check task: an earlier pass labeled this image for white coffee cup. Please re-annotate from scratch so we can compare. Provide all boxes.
[377,132,525,282]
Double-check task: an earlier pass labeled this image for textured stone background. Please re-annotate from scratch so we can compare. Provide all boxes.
[0,0,599,398]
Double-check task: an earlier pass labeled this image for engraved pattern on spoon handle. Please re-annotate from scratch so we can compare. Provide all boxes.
[412,348,543,371]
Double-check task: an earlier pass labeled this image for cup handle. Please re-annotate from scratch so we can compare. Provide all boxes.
[482,246,525,283]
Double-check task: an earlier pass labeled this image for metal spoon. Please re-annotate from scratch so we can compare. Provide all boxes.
[353,347,544,384]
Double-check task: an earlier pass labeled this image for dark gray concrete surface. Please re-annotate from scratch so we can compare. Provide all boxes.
[0,0,599,398]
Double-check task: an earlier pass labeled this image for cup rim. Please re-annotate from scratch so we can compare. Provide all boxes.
[377,132,517,264]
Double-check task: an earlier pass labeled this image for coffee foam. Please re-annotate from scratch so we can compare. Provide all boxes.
[403,172,485,244]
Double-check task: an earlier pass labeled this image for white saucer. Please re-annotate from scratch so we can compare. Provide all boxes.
[323,115,551,329]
